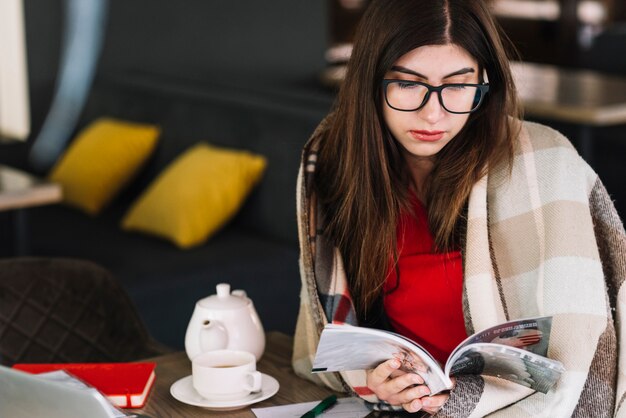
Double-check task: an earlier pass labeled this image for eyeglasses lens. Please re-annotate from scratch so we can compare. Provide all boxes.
[386,82,483,113]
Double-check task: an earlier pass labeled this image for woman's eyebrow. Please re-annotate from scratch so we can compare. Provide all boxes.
[444,67,476,78]
[391,66,427,78]
[390,66,476,79]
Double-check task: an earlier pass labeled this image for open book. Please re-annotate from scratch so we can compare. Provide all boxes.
[312,316,565,395]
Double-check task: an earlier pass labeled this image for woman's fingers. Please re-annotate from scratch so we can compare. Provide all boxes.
[420,393,450,414]
[402,398,424,413]
[375,373,423,401]
[367,358,401,387]
[385,382,430,405]
[402,392,450,414]
[366,358,430,407]
[387,372,424,395]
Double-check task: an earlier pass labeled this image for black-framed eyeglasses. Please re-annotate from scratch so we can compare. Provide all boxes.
[382,79,490,114]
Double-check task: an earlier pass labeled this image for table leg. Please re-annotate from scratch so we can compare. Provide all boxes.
[578,125,593,167]
[14,209,30,256]
[0,209,30,257]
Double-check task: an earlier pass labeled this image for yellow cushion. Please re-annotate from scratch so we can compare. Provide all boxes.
[49,118,160,215]
[121,143,267,249]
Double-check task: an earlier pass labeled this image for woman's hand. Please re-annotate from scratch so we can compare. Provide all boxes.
[366,358,454,414]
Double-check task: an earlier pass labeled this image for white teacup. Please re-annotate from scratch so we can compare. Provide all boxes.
[191,349,262,401]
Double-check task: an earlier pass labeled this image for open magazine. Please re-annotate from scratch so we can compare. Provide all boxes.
[0,366,130,418]
[312,316,565,395]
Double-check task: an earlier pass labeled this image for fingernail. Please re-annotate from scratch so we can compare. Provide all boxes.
[412,400,422,410]
[391,360,400,368]
[422,398,431,407]
[414,375,424,384]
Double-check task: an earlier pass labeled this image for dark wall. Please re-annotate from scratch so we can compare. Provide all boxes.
[100,0,328,83]
[25,0,328,89]
[13,0,328,168]
[24,0,62,97]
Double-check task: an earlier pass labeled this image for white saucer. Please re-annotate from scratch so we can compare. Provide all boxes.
[170,373,279,411]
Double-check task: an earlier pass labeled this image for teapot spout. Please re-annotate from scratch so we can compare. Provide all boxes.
[198,319,228,353]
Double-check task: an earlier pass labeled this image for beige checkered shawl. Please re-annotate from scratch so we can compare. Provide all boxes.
[293,120,625,417]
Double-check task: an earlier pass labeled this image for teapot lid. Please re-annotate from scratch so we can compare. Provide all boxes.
[198,283,248,310]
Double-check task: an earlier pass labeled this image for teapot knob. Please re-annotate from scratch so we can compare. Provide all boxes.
[216,283,231,298]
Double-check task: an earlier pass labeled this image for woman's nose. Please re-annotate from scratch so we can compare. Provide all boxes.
[419,92,445,123]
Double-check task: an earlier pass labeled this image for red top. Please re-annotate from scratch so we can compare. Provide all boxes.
[383,195,467,365]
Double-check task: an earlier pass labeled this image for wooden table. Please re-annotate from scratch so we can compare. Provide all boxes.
[0,164,62,255]
[136,332,341,418]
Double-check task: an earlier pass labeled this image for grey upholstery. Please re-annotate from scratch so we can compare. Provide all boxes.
[0,258,170,366]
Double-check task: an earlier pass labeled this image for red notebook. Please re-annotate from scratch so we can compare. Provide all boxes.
[12,362,156,408]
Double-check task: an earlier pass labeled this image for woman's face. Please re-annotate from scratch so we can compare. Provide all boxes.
[382,44,480,162]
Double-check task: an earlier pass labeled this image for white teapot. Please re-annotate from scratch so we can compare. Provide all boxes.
[185,283,265,361]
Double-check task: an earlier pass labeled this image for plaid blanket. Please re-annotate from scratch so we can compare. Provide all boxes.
[292,120,626,417]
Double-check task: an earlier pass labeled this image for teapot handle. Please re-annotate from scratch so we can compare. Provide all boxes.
[198,319,229,352]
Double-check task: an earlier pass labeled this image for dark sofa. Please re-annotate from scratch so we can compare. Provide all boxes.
[25,73,333,349]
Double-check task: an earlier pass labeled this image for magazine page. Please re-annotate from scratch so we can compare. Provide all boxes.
[38,370,128,418]
[0,365,130,418]
[444,343,565,394]
[312,324,453,394]
[449,316,554,361]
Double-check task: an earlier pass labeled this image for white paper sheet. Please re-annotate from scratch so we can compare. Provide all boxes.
[252,397,370,418]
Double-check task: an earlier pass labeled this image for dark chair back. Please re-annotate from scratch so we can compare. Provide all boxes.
[0,257,170,366]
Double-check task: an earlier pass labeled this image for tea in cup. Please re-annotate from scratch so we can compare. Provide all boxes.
[191,349,262,401]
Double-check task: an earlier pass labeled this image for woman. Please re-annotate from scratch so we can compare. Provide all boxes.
[293,0,624,416]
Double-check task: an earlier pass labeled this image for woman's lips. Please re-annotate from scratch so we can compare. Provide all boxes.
[410,130,445,142]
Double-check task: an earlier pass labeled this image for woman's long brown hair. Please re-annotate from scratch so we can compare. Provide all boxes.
[315,0,522,320]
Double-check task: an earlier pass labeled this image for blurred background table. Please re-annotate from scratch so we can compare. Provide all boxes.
[137,331,341,418]
[0,165,62,256]
[510,61,626,164]
[511,61,626,125]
